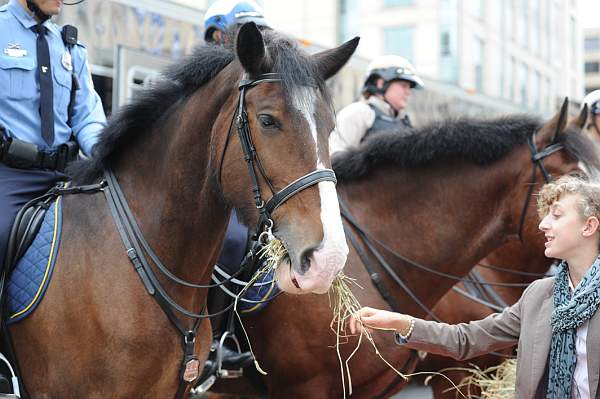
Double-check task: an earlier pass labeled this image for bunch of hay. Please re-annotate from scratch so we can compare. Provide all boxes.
[455,359,517,399]
[329,273,409,398]
[233,236,288,376]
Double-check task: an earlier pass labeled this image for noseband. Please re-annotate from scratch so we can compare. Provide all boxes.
[229,73,337,240]
[515,132,564,241]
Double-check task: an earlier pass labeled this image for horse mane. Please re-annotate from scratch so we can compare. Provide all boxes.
[332,115,600,182]
[70,30,329,183]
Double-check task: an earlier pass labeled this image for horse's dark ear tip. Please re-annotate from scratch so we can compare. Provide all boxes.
[240,21,258,31]
[237,21,260,40]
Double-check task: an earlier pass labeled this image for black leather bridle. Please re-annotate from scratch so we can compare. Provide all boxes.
[515,131,564,241]
[228,72,337,241]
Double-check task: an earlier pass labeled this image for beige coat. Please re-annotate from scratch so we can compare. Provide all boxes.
[405,277,600,399]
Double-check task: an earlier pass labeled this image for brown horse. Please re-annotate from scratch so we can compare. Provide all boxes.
[7,24,359,398]
[210,102,600,398]
[414,110,597,399]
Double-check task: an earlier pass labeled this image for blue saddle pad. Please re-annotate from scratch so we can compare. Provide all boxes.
[6,196,62,324]
[238,268,280,314]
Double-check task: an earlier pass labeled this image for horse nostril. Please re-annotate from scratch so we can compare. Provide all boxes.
[299,247,316,274]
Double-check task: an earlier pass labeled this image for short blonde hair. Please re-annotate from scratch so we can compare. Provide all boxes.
[537,174,600,220]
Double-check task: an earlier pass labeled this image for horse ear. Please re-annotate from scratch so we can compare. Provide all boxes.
[312,37,360,81]
[236,22,266,76]
[552,97,570,142]
[574,104,589,129]
[536,98,569,147]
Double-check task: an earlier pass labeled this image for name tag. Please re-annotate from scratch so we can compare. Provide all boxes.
[4,44,27,58]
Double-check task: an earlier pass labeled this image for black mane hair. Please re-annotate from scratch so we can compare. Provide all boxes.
[70,29,330,183]
[332,115,600,182]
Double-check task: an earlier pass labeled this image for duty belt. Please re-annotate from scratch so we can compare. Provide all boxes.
[0,137,79,172]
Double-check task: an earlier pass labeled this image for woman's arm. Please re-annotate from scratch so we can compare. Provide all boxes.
[350,293,525,361]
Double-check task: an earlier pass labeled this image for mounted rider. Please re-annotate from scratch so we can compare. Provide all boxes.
[329,55,423,155]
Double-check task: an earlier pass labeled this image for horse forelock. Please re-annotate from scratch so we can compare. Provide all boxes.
[333,115,544,182]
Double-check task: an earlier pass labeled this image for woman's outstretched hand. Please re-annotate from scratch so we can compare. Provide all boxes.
[349,306,411,334]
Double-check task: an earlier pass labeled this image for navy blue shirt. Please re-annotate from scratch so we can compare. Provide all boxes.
[0,0,106,155]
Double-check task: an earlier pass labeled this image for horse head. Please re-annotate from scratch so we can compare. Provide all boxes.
[510,98,600,242]
[218,23,358,294]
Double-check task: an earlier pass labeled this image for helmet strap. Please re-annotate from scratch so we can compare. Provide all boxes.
[26,0,51,22]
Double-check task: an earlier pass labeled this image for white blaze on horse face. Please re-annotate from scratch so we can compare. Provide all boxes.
[291,87,349,294]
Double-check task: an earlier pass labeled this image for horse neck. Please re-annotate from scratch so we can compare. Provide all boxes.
[339,147,529,317]
[111,70,237,285]
[476,238,553,302]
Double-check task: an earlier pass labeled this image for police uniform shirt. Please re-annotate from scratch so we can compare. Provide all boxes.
[0,0,106,156]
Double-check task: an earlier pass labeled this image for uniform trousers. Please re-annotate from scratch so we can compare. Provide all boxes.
[0,162,67,268]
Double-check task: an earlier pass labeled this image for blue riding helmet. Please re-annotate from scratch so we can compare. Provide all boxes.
[204,0,270,42]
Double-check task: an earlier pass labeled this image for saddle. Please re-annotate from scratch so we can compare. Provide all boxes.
[3,195,55,274]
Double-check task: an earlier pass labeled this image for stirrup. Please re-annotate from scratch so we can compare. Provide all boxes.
[0,353,20,398]
[216,332,244,378]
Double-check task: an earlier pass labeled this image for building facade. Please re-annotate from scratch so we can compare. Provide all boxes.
[585,28,600,95]
[263,0,585,116]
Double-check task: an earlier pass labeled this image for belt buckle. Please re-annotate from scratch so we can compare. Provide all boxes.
[42,151,58,170]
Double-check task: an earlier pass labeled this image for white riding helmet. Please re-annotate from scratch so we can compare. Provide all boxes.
[582,89,600,115]
[363,55,424,96]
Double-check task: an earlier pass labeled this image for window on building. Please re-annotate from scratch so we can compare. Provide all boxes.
[504,0,513,42]
[518,63,528,107]
[384,0,413,6]
[517,0,529,48]
[551,3,560,64]
[467,0,483,18]
[546,77,553,112]
[338,0,360,43]
[532,71,541,110]
[473,37,484,93]
[441,31,451,56]
[531,0,540,56]
[585,62,600,73]
[543,0,551,61]
[570,16,577,68]
[384,26,414,63]
[508,57,516,101]
[585,37,600,51]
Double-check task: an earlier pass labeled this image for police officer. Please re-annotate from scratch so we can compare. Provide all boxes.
[329,55,423,155]
[203,0,270,46]
[582,89,600,138]
[0,0,106,268]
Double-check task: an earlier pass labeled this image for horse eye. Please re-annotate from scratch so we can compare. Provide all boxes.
[258,114,279,129]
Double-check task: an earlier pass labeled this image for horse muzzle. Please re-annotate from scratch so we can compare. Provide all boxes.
[276,241,348,294]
